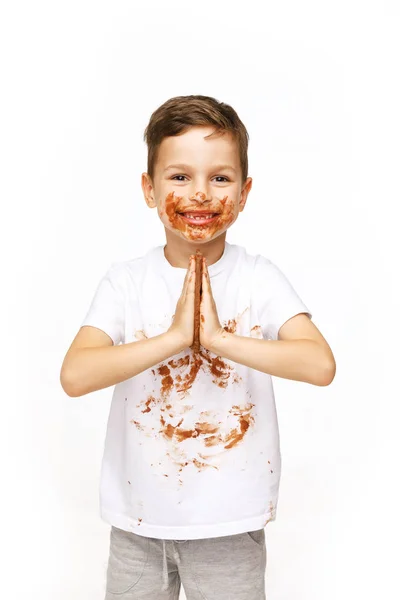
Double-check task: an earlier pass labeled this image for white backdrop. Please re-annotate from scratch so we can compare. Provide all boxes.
[2,1,399,598]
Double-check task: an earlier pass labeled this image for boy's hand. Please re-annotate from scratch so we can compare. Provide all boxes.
[199,257,226,351]
[167,255,196,349]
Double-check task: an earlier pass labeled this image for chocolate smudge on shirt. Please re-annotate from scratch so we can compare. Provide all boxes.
[141,395,157,413]
[130,342,254,480]
[223,319,237,333]
[134,330,148,340]
[168,355,191,369]
[223,403,255,449]
[130,420,145,431]
[158,364,174,399]
[250,325,262,337]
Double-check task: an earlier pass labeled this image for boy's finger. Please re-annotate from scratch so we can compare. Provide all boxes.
[183,255,195,296]
[187,255,196,295]
[201,257,210,292]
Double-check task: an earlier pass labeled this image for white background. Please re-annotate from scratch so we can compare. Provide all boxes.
[2,1,399,598]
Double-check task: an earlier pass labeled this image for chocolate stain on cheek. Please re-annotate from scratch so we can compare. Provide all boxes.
[165,191,184,230]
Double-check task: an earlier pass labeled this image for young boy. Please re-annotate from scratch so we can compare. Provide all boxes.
[60,95,336,599]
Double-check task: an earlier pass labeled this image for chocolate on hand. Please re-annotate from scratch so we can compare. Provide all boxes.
[191,250,203,353]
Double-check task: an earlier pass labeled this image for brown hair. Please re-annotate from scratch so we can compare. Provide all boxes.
[144,95,249,182]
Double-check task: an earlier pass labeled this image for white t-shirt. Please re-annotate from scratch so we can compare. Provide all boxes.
[81,242,312,540]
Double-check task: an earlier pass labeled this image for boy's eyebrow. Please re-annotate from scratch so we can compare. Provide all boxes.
[163,163,237,173]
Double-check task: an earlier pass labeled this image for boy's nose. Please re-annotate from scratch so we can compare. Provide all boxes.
[189,191,211,203]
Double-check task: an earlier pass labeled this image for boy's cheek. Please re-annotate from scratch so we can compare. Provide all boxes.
[217,196,237,227]
[164,191,184,221]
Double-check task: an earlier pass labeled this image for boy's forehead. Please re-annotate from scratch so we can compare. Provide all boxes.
[156,126,240,170]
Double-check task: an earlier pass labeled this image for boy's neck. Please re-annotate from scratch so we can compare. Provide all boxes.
[163,230,227,269]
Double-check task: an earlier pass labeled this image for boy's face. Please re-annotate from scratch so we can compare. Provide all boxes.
[142,126,252,246]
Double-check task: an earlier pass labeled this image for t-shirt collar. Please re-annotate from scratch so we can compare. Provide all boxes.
[155,242,232,278]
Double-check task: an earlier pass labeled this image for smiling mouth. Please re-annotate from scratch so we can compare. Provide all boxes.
[178,212,220,225]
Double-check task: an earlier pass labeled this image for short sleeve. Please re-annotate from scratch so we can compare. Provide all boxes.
[80,263,126,346]
[253,255,312,340]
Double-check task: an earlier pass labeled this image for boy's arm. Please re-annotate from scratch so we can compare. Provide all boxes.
[209,313,336,387]
[60,326,186,397]
[62,255,196,398]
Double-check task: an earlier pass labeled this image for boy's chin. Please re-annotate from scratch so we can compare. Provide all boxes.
[165,225,226,245]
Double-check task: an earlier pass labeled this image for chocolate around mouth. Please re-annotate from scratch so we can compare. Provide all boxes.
[178,212,220,216]
[178,213,220,226]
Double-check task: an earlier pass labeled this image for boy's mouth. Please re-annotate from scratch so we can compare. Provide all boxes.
[177,212,220,226]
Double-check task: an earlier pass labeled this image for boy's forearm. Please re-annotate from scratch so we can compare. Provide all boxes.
[61,332,186,397]
[209,333,335,387]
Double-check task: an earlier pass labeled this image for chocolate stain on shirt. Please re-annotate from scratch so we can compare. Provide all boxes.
[193,458,218,471]
[250,325,262,335]
[132,348,250,458]
[131,420,145,431]
[141,395,157,413]
[141,350,241,401]
[134,330,148,340]
[168,355,191,369]
[158,364,174,399]
[176,355,203,392]
[129,316,263,478]
[224,404,255,449]
[223,319,237,334]
[159,418,220,444]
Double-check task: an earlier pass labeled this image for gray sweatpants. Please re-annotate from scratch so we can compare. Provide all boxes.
[105,525,267,599]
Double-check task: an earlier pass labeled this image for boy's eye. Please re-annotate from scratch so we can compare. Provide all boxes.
[171,175,229,182]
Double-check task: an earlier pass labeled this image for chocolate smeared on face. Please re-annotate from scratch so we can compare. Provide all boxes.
[192,191,207,201]
[164,191,235,241]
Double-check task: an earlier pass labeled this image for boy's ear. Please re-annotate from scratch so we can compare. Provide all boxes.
[239,177,252,212]
[141,173,157,208]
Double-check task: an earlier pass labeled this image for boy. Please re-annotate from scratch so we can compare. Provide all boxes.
[60,95,336,599]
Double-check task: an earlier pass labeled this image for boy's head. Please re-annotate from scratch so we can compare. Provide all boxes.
[142,95,252,247]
